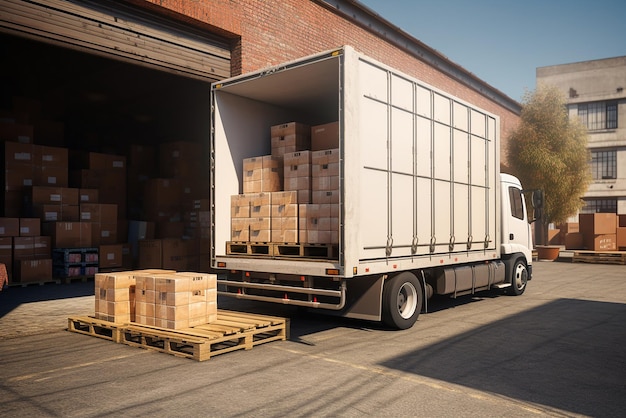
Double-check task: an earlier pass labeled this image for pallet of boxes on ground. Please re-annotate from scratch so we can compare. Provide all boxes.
[554,213,626,265]
[227,121,340,259]
[67,269,289,361]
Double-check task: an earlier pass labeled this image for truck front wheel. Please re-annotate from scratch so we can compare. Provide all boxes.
[382,272,423,329]
[506,258,528,296]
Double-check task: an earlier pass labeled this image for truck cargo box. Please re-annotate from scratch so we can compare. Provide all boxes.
[211,46,500,279]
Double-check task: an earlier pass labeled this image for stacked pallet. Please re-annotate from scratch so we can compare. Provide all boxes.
[229,121,340,251]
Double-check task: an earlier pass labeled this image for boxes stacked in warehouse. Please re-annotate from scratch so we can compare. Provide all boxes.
[230,121,340,246]
[52,247,99,279]
[94,270,217,329]
[2,96,211,278]
[556,213,626,251]
[0,217,52,283]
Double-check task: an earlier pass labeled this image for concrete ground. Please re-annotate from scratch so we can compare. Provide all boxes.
[1,260,625,417]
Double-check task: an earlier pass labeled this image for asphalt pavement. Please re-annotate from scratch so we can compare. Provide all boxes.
[1,260,625,417]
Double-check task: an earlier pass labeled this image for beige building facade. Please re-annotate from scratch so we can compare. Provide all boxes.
[537,56,626,216]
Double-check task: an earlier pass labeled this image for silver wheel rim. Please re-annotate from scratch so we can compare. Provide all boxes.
[397,282,418,319]
[514,263,528,290]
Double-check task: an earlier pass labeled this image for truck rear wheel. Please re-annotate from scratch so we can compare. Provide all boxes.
[506,258,528,296]
[382,272,422,329]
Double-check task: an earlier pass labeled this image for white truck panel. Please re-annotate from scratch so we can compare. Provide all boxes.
[211,46,502,278]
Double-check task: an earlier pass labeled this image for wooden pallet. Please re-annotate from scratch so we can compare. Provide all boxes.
[67,316,124,343]
[67,310,289,361]
[226,241,338,259]
[572,251,626,265]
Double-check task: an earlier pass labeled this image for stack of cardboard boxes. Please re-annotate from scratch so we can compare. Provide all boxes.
[555,213,626,251]
[95,269,217,329]
[0,217,52,283]
[1,97,212,284]
[230,121,340,246]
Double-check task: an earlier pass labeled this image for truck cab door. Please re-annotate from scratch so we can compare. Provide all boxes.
[501,178,533,254]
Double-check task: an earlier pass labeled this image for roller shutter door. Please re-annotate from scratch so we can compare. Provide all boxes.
[0,0,231,81]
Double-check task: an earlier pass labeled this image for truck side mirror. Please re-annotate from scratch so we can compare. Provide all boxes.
[532,190,544,209]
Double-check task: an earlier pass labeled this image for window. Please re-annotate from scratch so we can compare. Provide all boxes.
[509,187,525,220]
[578,101,618,130]
[581,199,617,213]
[590,150,617,180]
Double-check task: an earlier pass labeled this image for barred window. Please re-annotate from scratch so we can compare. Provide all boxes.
[581,199,617,213]
[590,150,617,180]
[578,101,618,130]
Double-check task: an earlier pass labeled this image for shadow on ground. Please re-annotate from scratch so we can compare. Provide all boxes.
[379,298,626,417]
[0,281,94,318]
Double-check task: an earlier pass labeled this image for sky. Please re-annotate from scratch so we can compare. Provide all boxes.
[358,0,626,102]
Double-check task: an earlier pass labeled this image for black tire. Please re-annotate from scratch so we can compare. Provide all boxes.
[506,258,528,296]
[382,272,423,329]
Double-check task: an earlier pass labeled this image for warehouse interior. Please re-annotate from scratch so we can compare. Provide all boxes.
[0,33,210,150]
[0,32,214,282]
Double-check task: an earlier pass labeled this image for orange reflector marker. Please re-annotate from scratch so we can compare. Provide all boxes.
[313,297,318,303]
[217,261,227,268]
[245,272,250,277]
[326,268,340,275]
[365,267,370,273]
[393,264,397,269]
[300,276,305,281]
[284,293,288,300]
[353,267,358,275]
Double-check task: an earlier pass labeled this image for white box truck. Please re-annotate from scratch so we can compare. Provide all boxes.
[210,46,533,329]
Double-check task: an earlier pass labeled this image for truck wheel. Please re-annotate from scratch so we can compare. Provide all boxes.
[382,272,422,329]
[506,259,528,296]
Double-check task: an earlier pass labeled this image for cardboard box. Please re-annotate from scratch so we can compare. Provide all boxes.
[0,218,20,237]
[159,141,202,178]
[32,204,79,222]
[99,244,123,268]
[617,227,626,249]
[584,234,616,251]
[579,213,617,236]
[39,145,68,167]
[0,122,33,143]
[4,142,35,166]
[231,194,251,218]
[271,122,310,156]
[243,156,283,193]
[34,236,51,257]
[80,203,118,223]
[138,239,162,269]
[36,165,68,187]
[15,259,52,283]
[13,237,34,260]
[4,166,35,192]
[311,121,339,151]
[156,222,185,239]
[231,218,250,241]
[619,215,626,228]
[312,190,340,204]
[249,192,272,217]
[162,238,188,271]
[19,218,40,236]
[43,222,92,248]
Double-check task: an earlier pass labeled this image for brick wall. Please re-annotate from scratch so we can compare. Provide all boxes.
[137,0,519,163]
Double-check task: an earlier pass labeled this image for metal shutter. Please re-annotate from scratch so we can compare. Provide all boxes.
[0,0,231,81]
